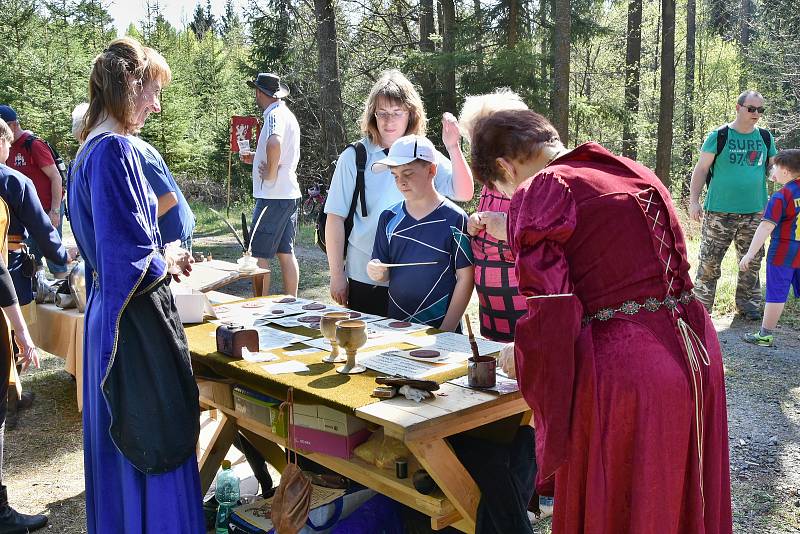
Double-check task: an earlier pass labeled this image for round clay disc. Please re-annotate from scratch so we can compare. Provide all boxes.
[409,349,440,358]
[242,301,264,308]
[348,311,362,318]
[277,297,296,303]
[270,309,284,314]
[298,315,322,323]
[302,303,326,310]
[388,321,412,328]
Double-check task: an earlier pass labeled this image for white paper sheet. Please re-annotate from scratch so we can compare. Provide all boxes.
[382,348,472,364]
[283,347,325,356]
[262,360,310,374]
[241,348,280,363]
[410,331,506,356]
[300,329,407,352]
[370,318,432,335]
[267,312,327,329]
[254,326,313,350]
[359,352,462,379]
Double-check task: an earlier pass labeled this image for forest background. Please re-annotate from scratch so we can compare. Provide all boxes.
[0,0,798,203]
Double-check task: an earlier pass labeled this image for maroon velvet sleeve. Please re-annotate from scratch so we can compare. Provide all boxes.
[508,173,583,482]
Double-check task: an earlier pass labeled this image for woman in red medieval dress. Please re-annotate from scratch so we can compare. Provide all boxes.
[472,110,732,533]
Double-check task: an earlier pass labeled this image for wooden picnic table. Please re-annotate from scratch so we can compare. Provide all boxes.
[191,302,531,533]
[173,258,269,296]
[28,258,265,410]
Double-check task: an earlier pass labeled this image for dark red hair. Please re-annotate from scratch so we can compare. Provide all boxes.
[470,110,560,186]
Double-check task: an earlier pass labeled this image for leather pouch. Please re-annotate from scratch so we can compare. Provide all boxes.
[215,323,259,358]
[271,388,312,534]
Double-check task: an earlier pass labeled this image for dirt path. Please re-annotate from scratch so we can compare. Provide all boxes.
[5,234,799,533]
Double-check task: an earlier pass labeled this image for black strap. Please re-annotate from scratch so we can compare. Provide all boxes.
[706,125,728,187]
[346,142,368,223]
[758,127,772,161]
[708,125,772,186]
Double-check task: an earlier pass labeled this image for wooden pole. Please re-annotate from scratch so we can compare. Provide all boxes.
[226,117,233,217]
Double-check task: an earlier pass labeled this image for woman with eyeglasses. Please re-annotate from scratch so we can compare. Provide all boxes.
[323,70,473,314]
[473,110,733,533]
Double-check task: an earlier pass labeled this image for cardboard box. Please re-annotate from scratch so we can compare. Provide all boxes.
[292,404,366,436]
[233,388,274,426]
[292,425,371,459]
[172,287,216,324]
[197,379,234,410]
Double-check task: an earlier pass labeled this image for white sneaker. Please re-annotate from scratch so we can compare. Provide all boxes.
[539,496,554,518]
[528,497,555,524]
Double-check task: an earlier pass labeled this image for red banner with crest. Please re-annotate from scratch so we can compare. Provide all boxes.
[230,116,260,153]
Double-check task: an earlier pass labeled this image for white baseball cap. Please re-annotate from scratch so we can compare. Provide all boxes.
[372,135,436,173]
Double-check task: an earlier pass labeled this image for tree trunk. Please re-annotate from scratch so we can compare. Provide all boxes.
[551,0,570,144]
[621,0,642,159]
[440,0,457,113]
[681,0,696,199]
[655,0,676,187]
[419,0,438,116]
[508,0,520,48]
[739,0,751,90]
[473,0,485,79]
[539,0,549,107]
[314,0,346,170]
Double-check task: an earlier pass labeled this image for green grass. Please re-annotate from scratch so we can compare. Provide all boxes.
[190,200,316,247]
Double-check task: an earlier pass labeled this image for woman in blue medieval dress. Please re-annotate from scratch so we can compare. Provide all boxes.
[68,37,204,533]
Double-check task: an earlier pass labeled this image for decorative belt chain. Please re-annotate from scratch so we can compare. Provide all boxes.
[584,291,694,323]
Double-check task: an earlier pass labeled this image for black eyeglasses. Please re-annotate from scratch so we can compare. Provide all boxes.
[743,105,766,114]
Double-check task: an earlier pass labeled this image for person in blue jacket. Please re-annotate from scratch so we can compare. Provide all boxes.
[0,119,49,533]
[0,118,76,427]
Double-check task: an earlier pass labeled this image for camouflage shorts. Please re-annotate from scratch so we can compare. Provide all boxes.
[693,211,763,313]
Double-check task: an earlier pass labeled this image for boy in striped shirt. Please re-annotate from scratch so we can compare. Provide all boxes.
[740,149,800,346]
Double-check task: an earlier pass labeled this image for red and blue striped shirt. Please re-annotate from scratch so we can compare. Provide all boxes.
[763,178,800,268]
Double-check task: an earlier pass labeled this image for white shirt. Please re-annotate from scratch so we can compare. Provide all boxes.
[323,137,455,285]
[252,101,301,199]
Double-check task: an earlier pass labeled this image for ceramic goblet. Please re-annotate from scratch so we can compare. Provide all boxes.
[334,320,367,374]
[319,312,350,363]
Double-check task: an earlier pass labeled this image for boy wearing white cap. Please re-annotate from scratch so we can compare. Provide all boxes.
[366,135,474,331]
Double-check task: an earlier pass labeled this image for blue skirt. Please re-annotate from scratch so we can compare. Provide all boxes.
[82,290,205,533]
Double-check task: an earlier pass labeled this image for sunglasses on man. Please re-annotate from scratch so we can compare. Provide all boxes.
[741,105,766,114]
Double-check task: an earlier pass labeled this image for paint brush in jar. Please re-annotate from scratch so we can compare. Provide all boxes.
[464,314,480,359]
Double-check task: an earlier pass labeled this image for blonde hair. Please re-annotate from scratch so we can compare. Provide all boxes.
[458,89,528,142]
[71,103,89,141]
[0,119,11,144]
[80,37,149,141]
[359,70,427,144]
[143,46,172,87]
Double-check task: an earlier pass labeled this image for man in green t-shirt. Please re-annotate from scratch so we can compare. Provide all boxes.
[688,90,777,320]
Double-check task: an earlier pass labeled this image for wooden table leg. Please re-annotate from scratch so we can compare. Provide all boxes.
[198,412,237,495]
[240,428,288,473]
[406,438,479,533]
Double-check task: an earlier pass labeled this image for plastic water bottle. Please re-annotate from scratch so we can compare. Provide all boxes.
[215,459,240,534]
